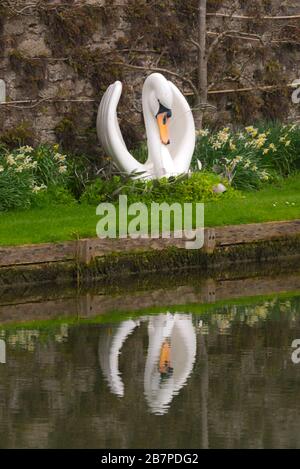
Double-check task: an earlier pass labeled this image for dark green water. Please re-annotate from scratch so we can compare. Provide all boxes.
[0,294,300,448]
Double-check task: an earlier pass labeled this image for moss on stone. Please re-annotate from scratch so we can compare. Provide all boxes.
[9,50,47,92]
[39,3,102,54]
[1,236,298,288]
[0,121,34,148]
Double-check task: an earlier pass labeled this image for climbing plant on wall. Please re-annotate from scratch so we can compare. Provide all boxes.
[0,0,299,161]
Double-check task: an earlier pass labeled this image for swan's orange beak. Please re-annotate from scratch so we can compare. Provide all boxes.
[159,340,171,374]
[156,111,171,145]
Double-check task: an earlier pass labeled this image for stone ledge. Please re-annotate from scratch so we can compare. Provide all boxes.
[0,220,299,267]
[0,234,299,288]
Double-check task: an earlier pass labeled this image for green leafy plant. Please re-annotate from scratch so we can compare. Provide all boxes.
[192,123,300,190]
[0,144,71,211]
[31,185,76,208]
[80,171,238,206]
[33,144,69,187]
[0,162,33,211]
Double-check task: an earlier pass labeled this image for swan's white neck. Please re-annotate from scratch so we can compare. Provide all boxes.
[142,76,175,178]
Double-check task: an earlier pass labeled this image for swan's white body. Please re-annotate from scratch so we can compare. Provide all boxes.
[97,73,195,179]
[98,313,197,415]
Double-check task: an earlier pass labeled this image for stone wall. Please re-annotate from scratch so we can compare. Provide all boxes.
[0,0,128,157]
[0,0,300,158]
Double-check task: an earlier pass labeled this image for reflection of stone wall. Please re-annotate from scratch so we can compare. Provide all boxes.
[0,297,300,448]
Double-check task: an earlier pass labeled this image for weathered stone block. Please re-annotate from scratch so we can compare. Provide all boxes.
[19,37,50,58]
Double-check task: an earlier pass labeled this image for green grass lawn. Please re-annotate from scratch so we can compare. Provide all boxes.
[0,173,299,246]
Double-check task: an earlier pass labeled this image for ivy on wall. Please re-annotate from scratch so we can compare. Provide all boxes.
[0,0,299,159]
[39,3,101,55]
[9,50,47,95]
[0,121,34,148]
[0,4,6,54]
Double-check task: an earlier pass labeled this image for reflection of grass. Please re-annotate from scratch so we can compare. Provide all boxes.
[1,290,299,335]
[0,173,299,246]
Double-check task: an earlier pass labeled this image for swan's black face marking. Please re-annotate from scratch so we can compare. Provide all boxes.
[156,100,172,145]
[156,100,172,119]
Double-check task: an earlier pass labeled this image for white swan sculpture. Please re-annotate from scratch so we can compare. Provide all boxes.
[97,73,195,179]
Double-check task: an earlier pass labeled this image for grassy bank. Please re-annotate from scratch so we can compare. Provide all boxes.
[0,173,299,246]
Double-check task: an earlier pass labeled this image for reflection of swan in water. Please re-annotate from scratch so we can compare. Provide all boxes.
[144,313,196,415]
[98,319,139,397]
[98,313,197,415]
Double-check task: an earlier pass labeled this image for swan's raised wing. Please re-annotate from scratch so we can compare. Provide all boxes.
[168,81,195,174]
[97,81,147,175]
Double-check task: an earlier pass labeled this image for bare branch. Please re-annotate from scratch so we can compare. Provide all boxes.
[188,38,201,52]
[113,61,199,97]
[206,83,294,95]
[0,97,95,110]
[206,29,264,58]
[206,13,300,20]
[206,30,300,46]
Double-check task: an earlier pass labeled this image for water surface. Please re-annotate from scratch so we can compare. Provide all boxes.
[0,287,300,448]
